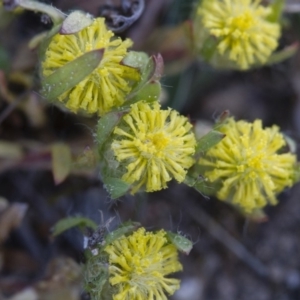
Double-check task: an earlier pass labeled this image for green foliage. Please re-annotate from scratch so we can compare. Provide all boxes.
[199,36,219,62]
[96,112,125,150]
[41,49,104,100]
[266,44,298,66]
[124,53,163,107]
[184,174,213,195]
[60,11,93,34]
[51,143,72,185]
[195,130,225,158]
[84,251,112,300]
[102,177,131,199]
[104,221,140,246]
[166,231,193,255]
[83,221,140,300]
[52,216,97,236]
[267,0,286,23]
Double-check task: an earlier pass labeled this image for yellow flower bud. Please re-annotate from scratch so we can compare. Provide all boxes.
[111,101,197,194]
[42,17,139,115]
[198,117,297,213]
[104,227,183,300]
[195,0,281,70]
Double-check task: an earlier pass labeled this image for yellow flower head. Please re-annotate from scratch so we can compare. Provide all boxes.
[198,117,296,213]
[111,101,196,193]
[42,18,139,115]
[104,227,183,300]
[196,0,280,70]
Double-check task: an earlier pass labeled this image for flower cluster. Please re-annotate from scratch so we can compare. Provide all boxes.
[196,0,280,70]
[111,101,197,194]
[198,117,297,213]
[8,0,300,300]
[42,17,139,115]
[104,227,182,300]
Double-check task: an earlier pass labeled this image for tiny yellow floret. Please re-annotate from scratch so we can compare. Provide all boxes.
[198,118,296,213]
[197,0,280,69]
[104,227,183,300]
[42,17,138,115]
[111,101,196,193]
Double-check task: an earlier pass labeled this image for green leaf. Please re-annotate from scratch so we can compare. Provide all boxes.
[51,143,72,185]
[29,31,50,50]
[166,232,193,255]
[267,0,285,23]
[52,216,97,236]
[41,49,104,100]
[200,36,219,61]
[104,221,140,246]
[102,177,131,199]
[84,263,109,298]
[60,11,93,34]
[294,163,300,183]
[266,43,298,66]
[96,111,125,150]
[184,174,212,196]
[193,177,214,196]
[184,174,198,187]
[195,130,225,157]
[122,51,149,70]
[84,251,111,299]
[125,53,163,103]
[283,134,297,154]
[125,82,161,107]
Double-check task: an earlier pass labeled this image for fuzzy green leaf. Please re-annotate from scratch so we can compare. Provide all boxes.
[200,36,219,61]
[184,174,212,196]
[267,0,285,23]
[196,130,225,157]
[125,82,161,106]
[84,253,110,299]
[96,111,125,150]
[52,216,97,236]
[102,177,131,199]
[193,177,214,196]
[60,11,93,34]
[51,143,72,185]
[125,53,163,103]
[122,51,149,70]
[294,163,300,183]
[41,49,104,100]
[166,232,193,255]
[85,264,109,298]
[266,43,298,66]
[104,221,140,246]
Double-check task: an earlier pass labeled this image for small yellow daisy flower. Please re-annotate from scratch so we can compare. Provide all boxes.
[42,17,139,115]
[104,227,182,300]
[111,101,196,193]
[198,117,296,213]
[196,0,280,70]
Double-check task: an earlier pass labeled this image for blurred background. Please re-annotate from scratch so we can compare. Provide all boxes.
[1,0,300,299]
